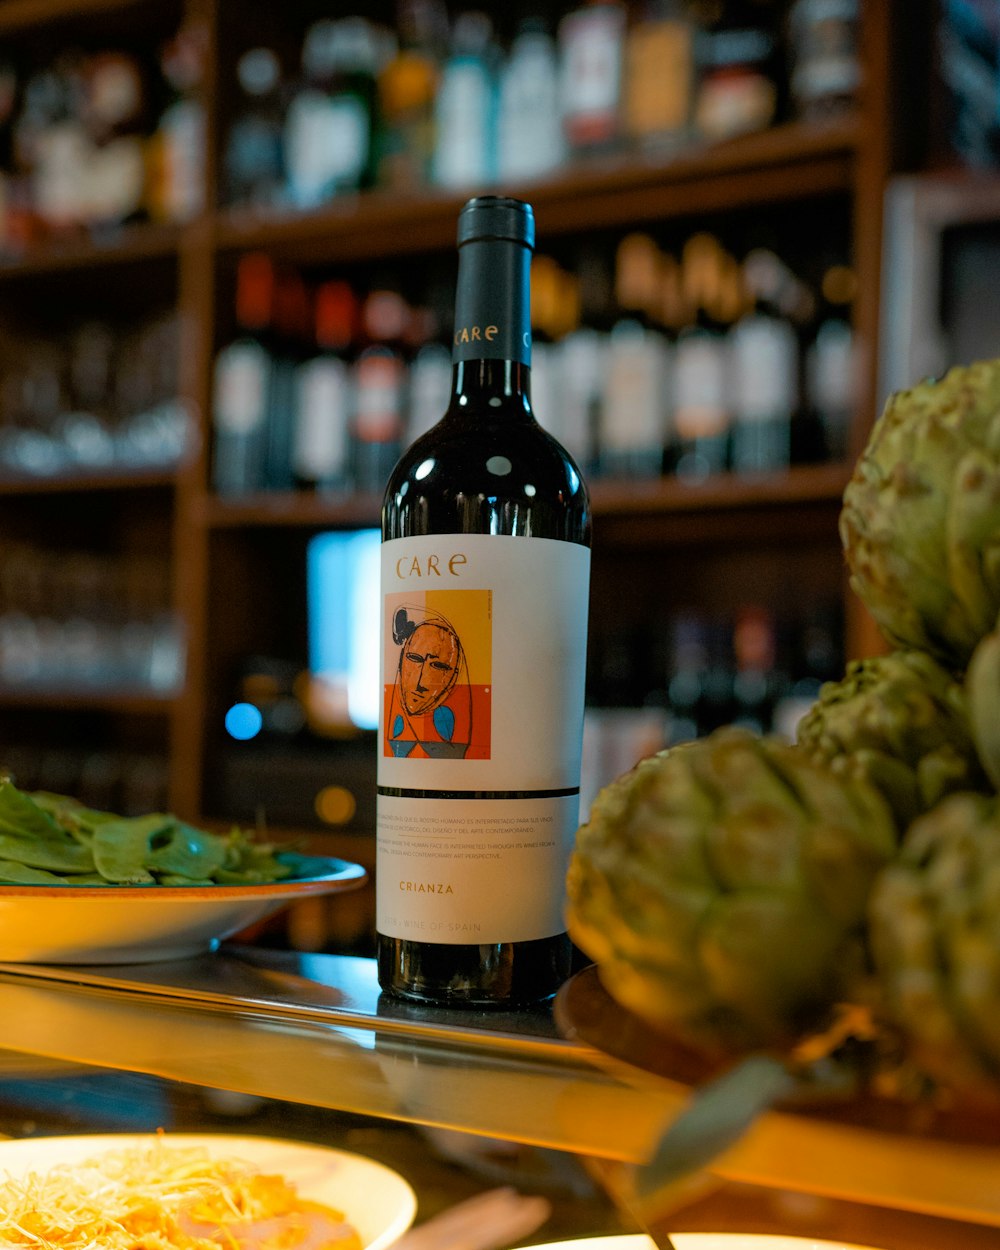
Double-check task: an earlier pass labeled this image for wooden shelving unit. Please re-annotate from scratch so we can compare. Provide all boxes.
[0,223,183,278]
[215,114,860,261]
[0,467,179,494]
[0,687,176,713]
[0,0,904,823]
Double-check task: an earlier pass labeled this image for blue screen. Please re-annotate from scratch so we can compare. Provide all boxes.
[306,529,381,732]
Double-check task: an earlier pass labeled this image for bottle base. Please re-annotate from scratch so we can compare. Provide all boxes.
[377,933,571,1009]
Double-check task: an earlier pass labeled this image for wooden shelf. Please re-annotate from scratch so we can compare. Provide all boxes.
[194,465,850,532]
[0,222,182,280]
[0,120,856,281]
[196,489,382,530]
[589,462,851,515]
[0,686,176,714]
[215,116,860,264]
[0,0,167,36]
[0,466,179,496]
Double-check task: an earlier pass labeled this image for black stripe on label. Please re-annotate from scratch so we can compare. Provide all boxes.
[377,786,580,801]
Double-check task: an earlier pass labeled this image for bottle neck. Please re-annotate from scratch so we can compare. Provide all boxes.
[450,358,531,408]
[452,235,532,371]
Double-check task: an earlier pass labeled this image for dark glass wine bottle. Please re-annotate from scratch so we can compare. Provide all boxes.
[377,195,591,1006]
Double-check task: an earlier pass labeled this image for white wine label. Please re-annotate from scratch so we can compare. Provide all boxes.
[377,792,581,943]
[377,533,590,943]
[378,535,589,789]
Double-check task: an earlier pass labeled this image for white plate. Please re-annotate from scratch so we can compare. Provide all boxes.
[0,853,366,964]
[0,1131,416,1250]
[519,1237,878,1250]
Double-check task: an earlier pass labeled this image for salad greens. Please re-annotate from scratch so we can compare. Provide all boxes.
[0,780,294,887]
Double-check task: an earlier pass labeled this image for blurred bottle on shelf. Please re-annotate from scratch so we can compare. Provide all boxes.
[529,251,579,448]
[264,269,312,491]
[405,339,453,446]
[212,253,275,496]
[693,0,782,141]
[111,310,189,467]
[377,0,446,189]
[148,24,206,222]
[579,702,670,820]
[292,279,357,493]
[804,261,858,462]
[351,284,408,493]
[224,46,286,209]
[284,17,380,210]
[623,0,696,153]
[698,615,737,731]
[497,15,565,181]
[664,612,709,743]
[787,0,859,121]
[19,55,89,236]
[771,602,842,739]
[586,600,842,761]
[671,233,734,481]
[79,51,149,229]
[0,540,182,695]
[588,622,647,709]
[0,21,216,240]
[0,311,187,477]
[0,345,63,477]
[58,320,117,467]
[431,10,499,188]
[558,0,627,153]
[598,231,672,478]
[404,283,453,447]
[731,602,785,732]
[556,245,610,477]
[728,247,799,476]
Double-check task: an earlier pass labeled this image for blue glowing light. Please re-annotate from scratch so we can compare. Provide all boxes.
[225,702,263,740]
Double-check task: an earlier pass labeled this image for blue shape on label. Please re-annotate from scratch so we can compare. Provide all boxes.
[433,705,455,741]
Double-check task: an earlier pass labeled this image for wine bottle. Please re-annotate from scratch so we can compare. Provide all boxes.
[377,195,591,1006]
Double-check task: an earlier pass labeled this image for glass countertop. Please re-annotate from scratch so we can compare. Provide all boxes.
[0,945,998,1232]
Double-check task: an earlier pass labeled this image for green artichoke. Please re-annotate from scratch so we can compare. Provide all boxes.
[966,622,1000,791]
[868,793,1000,1107]
[796,649,988,830]
[566,728,897,1059]
[840,359,1000,670]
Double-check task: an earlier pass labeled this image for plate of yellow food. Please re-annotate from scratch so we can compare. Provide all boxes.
[0,1132,416,1250]
[0,780,366,963]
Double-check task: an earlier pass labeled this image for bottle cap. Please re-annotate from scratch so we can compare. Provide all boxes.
[457,196,535,250]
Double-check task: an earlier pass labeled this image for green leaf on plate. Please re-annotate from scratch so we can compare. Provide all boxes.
[29,790,121,836]
[145,821,229,880]
[0,781,302,887]
[0,833,93,874]
[91,814,175,884]
[0,780,66,841]
[0,859,69,884]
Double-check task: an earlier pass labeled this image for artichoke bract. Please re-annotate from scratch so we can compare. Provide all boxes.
[796,649,988,830]
[868,792,1000,1107]
[840,359,1000,670]
[566,728,897,1059]
[965,622,1000,791]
